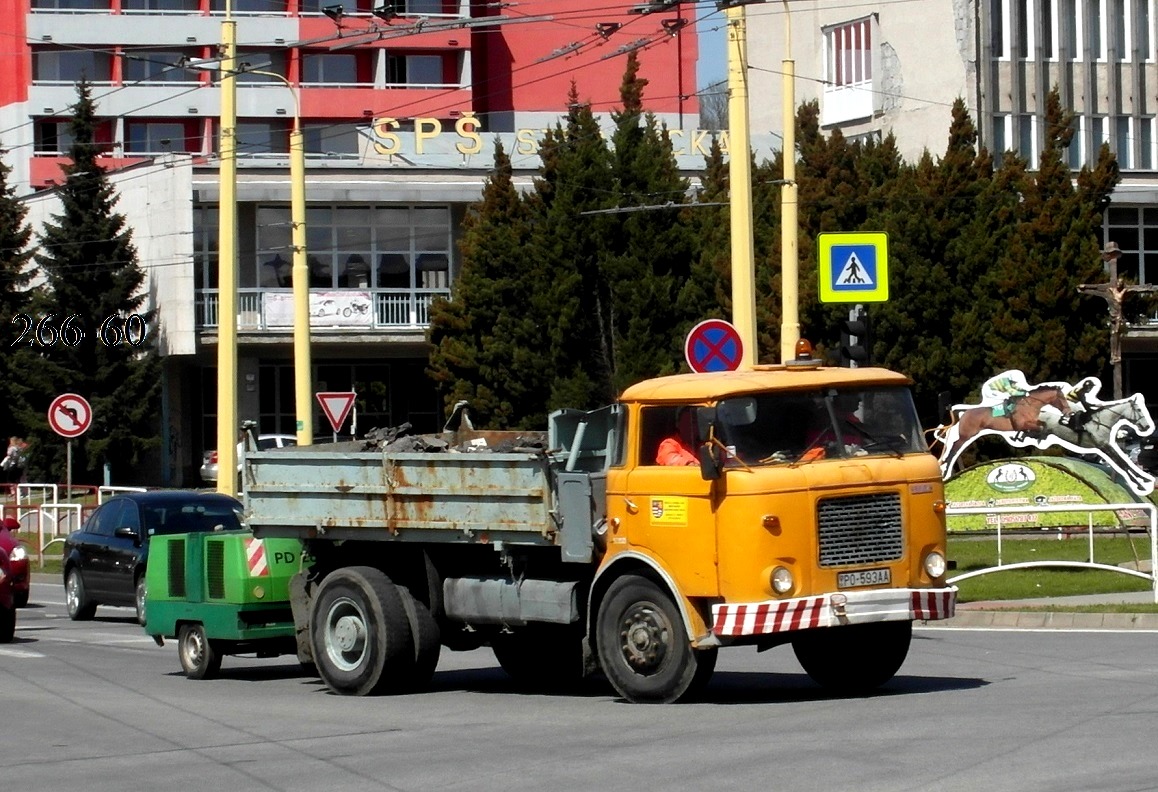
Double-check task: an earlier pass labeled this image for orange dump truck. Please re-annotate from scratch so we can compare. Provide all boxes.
[245,355,956,703]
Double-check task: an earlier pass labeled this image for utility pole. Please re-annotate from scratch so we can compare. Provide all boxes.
[725,2,757,369]
[1078,241,1157,399]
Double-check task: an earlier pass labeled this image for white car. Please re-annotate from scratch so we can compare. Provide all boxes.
[200,434,297,484]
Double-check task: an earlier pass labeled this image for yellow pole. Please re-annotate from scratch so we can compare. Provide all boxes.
[216,15,239,497]
[289,120,313,445]
[726,4,757,369]
[779,0,800,363]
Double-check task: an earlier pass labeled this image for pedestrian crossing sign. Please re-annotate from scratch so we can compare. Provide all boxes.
[818,232,889,303]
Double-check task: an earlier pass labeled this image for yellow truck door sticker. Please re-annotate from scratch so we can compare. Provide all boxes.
[650,496,689,526]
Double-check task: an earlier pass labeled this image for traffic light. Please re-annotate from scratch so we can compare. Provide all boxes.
[840,306,871,367]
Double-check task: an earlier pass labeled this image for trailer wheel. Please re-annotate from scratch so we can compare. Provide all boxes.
[0,605,14,643]
[792,620,912,694]
[491,625,584,690]
[596,575,702,704]
[310,566,413,696]
[397,585,441,689]
[178,623,222,680]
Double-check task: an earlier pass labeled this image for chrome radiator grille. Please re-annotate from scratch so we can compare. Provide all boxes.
[817,492,904,567]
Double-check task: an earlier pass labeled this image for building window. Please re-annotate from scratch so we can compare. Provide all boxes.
[210,0,287,13]
[1062,0,1082,59]
[1066,114,1086,169]
[375,0,446,14]
[1141,116,1155,169]
[32,48,113,82]
[122,0,199,11]
[193,205,219,292]
[1018,114,1037,161]
[821,17,876,126]
[233,51,287,83]
[303,123,361,156]
[1142,0,1155,61]
[252,204,452,290]
[125,121,196,154]
[302,53,359,84]
[386,54,444,85]
[234,121,289,155]
[122,51,197,83]
[1089,0,1105,59]
[35,121,76,154]
[1105,206,1158,283]
[1115,116,1133,167]
[31,0,110,10]
[1016,0,1032,57]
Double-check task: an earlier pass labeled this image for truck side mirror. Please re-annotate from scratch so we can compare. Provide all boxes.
[698,443,721,481]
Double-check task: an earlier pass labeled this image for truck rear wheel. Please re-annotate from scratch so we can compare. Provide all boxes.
[310,567,413,696]
[397,585,441,689]
[178,623,222,680]
[596,575,704,704]
[792,620,912,694]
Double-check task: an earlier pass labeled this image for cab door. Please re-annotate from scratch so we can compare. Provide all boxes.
[620,406,719,596]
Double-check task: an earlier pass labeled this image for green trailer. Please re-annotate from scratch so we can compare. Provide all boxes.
[144,529,304,679]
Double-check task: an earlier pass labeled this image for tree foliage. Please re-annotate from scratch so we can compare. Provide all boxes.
[431,74,1120,433]
[0,147,37,439]
[9,81,162,484]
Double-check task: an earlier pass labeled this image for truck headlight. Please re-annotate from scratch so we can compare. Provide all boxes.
[924,551,947,579]
[770,566,794,594]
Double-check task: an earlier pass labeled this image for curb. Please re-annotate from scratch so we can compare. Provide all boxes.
[926,610,1158,630]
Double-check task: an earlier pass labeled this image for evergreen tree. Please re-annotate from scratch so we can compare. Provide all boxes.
[604,52,696,391]
[0,148,37,438]
[427,140,551,429]
[529,83,616,409]
[10,81,161,484]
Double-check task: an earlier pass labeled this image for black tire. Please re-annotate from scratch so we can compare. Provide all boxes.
[596,575,702,704]
[13,589,28,609]
[178,623,222,680]
[135,576,147,626]
[65,568,96,621]
[792,620,912,694]
[310,566,413,696]
[491,625,585,691]
[0,605,14,643]
[397,585,441,689]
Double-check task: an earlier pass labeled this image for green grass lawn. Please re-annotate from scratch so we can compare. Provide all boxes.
[948,533,1157,609]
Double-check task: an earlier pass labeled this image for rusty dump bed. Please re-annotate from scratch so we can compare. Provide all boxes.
[241,403,617,555]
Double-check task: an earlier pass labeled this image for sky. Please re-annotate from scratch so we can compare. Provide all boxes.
[696,16,728,88]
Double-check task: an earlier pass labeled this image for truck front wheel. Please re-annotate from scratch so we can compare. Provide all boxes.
[596,575,705,704]
[792,620,912,694]
[178,623,222,679]
[310,567,413,696]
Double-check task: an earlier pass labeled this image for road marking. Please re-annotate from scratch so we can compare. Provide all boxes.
[0,647,46,658]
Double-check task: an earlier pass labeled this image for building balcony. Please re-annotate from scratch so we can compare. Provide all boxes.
[196,286,449,333]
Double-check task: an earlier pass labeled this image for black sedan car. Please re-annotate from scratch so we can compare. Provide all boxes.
[62,490,244,624]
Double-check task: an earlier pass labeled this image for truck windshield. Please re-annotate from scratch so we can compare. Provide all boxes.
[714,386,928,465]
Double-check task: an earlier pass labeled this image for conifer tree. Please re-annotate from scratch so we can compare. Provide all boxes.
[427,140,550,428]
[10,81,161,484]
[0,148,37,437]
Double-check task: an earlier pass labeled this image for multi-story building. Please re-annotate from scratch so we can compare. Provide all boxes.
[746,0,1158,403]
[0,0,700,484]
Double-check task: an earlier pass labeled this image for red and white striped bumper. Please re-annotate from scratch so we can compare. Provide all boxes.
[711,587,958,637]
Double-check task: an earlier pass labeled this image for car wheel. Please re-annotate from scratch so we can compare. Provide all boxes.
[135,577,147,626]
[65,568,96,621]
[178,623,222,680]
[0,605,14,643]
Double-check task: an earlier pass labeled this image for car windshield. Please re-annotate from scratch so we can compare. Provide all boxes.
[143,502,244,535]
[713,386,928,465]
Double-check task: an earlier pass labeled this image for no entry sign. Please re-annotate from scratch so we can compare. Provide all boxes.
[685,319,743,373]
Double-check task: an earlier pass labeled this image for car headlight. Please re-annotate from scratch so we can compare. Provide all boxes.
[10,545,26,562]
[924,551,947,579]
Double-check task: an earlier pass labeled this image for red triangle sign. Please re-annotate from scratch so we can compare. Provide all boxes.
[316,391,356,433]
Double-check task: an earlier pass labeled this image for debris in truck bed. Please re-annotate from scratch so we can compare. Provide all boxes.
[360,423,548,454]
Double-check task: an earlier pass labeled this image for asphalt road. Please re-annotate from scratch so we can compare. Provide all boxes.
[6,580,1158,792]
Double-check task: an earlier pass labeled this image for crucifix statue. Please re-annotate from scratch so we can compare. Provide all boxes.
[1077,241,1158,399]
